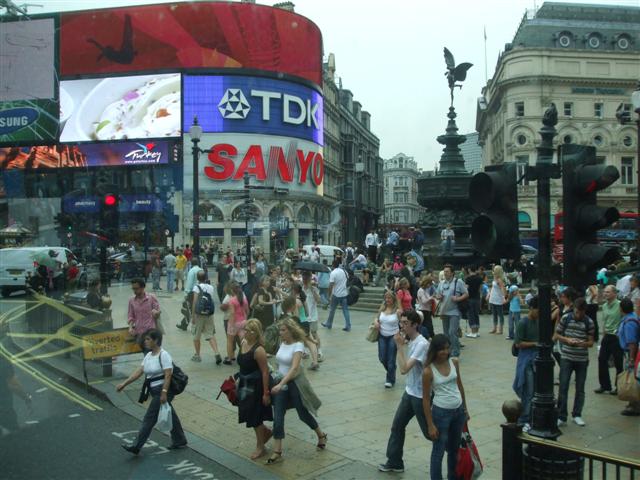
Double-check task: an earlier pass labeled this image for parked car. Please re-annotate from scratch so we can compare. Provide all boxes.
[108,250,148,279]
[301,245,344,265]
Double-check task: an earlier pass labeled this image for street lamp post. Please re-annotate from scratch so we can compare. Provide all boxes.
[189,117,203,260]
[631,82,640,257]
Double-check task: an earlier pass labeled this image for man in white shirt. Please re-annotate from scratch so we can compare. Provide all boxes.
[365,229,381,263]
[163,250,177,293]
[349,252,368,272]
[616,274,632,299]
[321,260,351,331]
[378,310,430,473]
[190,271,222,364]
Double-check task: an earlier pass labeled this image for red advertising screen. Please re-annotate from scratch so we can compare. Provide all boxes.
[60,2,323,86]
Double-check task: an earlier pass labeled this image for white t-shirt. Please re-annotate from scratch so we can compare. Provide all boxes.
[276,341,305,376]
[303,285,319,322]
[353,254,366,264]
[192,282,215,309]
[329,267,348,298]
[405,335,429,398]
[142,349,173,388]
[378,311,399,337]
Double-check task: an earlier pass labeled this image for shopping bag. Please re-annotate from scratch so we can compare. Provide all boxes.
[156,403,173,433]
[366,323,379,343]
[216,376,238,406]
[455,423,483,480]
[617,370,640,402]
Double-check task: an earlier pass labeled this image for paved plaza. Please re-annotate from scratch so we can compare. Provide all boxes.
[102,281,638,479]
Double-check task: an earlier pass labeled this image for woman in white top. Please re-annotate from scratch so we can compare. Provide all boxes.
[488,265,507,335]
[116,329,187,455]
[374,291,401,388]
[230,260,248,286]
[267,318,327,465]
[422,334,469,480]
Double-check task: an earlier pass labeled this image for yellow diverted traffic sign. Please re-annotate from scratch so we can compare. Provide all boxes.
[82,328,141,360]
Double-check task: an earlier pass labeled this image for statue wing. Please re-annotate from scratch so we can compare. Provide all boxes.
[443,47,455,70]
[453,63,473,82]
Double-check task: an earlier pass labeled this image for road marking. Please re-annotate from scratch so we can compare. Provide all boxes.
[36,387,48,393]
[25,421,39,425]
[0,345,102,412]
[68,414,81,418]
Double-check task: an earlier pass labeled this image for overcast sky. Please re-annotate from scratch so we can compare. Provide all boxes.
[30,0,636,171]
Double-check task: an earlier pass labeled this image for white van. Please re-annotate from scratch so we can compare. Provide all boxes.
[0,247,78,297]
[301,245,343,265]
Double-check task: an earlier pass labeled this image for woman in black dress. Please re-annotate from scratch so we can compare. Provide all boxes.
[253,276,276,329]
[237,319,273,460]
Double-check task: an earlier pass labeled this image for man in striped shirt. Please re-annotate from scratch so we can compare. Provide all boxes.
[553,298,595,427]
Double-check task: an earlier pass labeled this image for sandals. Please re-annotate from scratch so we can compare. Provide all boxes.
[317,433,328,450]
[265,451,283,464]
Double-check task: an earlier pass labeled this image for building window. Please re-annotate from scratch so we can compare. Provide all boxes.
[516,134,527,146]
[515,102,525,117]
[563,135,573,144]
[518,211,532,229]
[593,135,603,146]
[616,35,630,50]
[563,102,573,117]
[595,156,606,165]
[621,157,634,185]
[587,33,601,49]
[623,135,633,147]
[516,155,529,186]
[594,103,603,119]
[557,31,572,48]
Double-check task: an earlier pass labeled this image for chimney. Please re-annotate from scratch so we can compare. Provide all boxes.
[273,2,295,12]
[361,111,371,130]
[353,101,362,121]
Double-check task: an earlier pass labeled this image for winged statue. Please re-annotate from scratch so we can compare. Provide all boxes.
[444,47,473,105]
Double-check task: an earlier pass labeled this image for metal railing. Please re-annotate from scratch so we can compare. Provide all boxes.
[502,420,640,480]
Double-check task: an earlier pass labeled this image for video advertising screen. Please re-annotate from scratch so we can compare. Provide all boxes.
[0,18,58,144]
[59,73,181,142]
[59,2,323,85]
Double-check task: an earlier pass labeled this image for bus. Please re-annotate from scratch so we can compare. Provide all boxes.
[552,211,638,262]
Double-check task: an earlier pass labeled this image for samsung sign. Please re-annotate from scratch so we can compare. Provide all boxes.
[183,75,323,146]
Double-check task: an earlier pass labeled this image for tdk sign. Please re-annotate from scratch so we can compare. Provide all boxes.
[184,75,324,146]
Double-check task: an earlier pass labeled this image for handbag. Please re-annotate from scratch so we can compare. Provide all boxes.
[617,370,640,402]
[159,354,189,395]
[366,323,379,343]
[455,423,483,480]
[216,376,238,406]
[156,403,173,432]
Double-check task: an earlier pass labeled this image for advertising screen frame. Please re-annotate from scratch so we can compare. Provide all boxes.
[0,14,60,147]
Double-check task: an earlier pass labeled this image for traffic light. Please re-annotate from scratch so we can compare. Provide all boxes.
[100,193,120,245]
[560,144,620,288]
[469,162,520,260]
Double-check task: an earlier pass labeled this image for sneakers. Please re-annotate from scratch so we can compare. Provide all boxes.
[215,354,222,365]
[593,387,610,394]
[573,417,586,427]
[557,419,566,427]
[384,382,393,388]
[321,323,332,329]
[465,333,478,338]
[505,336,514,340]
[378,463,404,473]
[191,354,202,362]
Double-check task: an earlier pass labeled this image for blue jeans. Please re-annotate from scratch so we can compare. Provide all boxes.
[441,315,460,357]
[377,334,397,385]
[518,362,535,425]
[319,288,329,305]
[558,359,589,421]
[508,311,520,338]
[491,303,504,327]
[467,298,481,329]
[166,268,175,292]
[152,267,161,290]
[440,238,455,255]
[386,392,429,468]
[325,295,351,329]
[132,387,187,450]
[272,380,318,439]
[430,405,466,480]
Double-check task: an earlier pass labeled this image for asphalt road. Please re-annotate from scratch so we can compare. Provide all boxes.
[0,357,245,480]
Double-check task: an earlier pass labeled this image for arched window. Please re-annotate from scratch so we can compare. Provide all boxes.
[298,206,312,223]
[199,203,224,221]
[518,211,532,229]
[232,204,260,221]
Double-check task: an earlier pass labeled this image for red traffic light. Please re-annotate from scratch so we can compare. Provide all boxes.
[104,194,117,206]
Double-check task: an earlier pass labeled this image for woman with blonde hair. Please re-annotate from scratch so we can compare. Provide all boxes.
[488,265,507,334]
[237,318,274,459]
[374,291,401,388]
[267,318,327,464]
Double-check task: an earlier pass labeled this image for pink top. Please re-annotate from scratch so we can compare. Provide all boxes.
[127,292,160,335]
[229,295,249,324]
[396,289,413,311]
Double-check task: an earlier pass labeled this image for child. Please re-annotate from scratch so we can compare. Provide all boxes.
[507,284,523,340]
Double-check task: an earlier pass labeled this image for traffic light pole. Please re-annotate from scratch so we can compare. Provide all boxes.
[528,106,561,439]
[244,172,252,279]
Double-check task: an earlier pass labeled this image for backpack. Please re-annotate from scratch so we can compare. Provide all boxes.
[263,323,281,355]
[345,247,354,264]
[195,284,215,316]
[158,354,189,395]
[347,285,361,306]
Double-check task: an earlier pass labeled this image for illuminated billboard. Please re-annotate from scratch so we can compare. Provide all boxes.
[0,18,58,144]
[60,73,181,142]
[59,3,322,85]
[183,75,323,146]
[184,133,324,197]
[0,140,171,170]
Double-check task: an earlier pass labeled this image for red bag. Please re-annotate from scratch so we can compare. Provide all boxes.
[455,423,483,480]
[216,376,238,406]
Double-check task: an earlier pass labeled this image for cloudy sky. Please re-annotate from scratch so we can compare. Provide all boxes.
[31,0,636,171]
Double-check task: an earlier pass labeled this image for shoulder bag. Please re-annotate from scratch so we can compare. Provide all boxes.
[159,353,189,395]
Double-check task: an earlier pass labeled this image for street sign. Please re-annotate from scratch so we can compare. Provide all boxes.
[82,328,142,360]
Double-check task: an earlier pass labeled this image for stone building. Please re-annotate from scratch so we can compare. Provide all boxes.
[383,153,423,225]
[460,132,484,174]
[476,2,640,234]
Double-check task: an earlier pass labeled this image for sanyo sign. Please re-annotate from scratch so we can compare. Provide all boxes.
[183,75,324,146]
